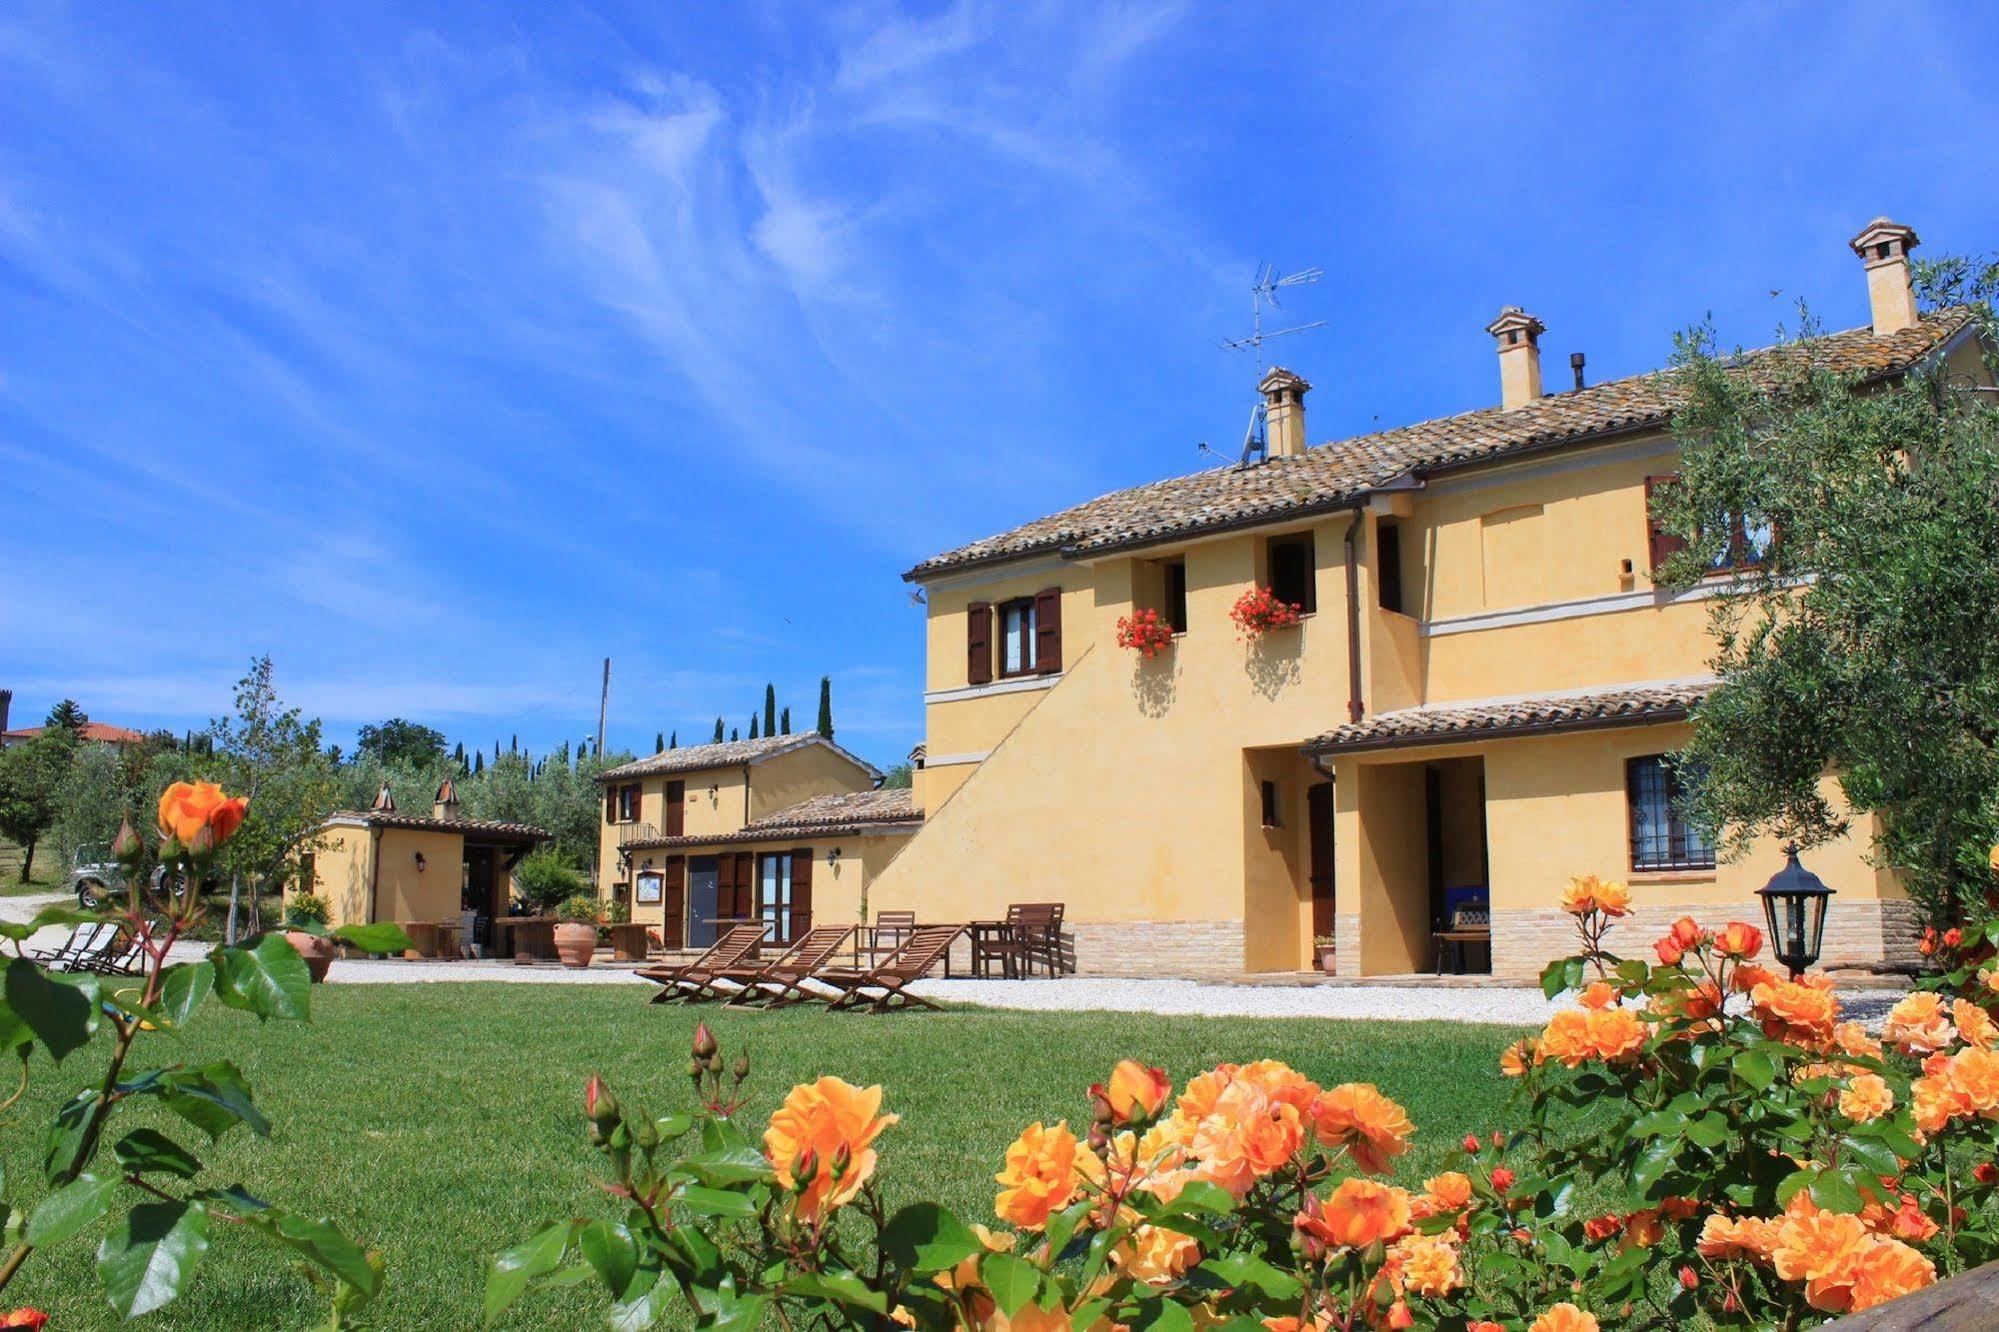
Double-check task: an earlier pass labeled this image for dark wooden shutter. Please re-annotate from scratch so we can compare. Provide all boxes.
[1377,522,1404,614]
[733,853,755,923]
[1034,588,1062,674]
[717,852,737,921]
[665,780,685,836]
[605,785,618,824]
[1645,475,1688,572]
[966,602,993,685]
[789,848,813,940]
[663,855,686,948]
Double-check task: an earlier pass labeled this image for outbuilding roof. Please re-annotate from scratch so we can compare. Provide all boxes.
[906,311,1974,580]
[598,732,882,783]
[620,787,920,850]
[1306,680,1715,756]
[322,810,550,843]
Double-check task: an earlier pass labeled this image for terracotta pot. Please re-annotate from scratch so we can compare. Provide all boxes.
[1316,946,1337,976]
[554,922,598,969]
[287,930,337,984]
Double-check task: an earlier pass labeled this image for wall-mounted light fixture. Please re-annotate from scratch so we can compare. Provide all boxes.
[413,851,428,872]
[826,846,843,868]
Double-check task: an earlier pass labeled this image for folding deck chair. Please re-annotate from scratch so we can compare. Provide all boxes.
[28,923,115,971]
[816,924,965,1013]
[635,925,766,1005]
[73,931,144,976]
[719,925,856,1008]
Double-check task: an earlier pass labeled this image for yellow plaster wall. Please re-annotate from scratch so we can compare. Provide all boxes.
[749,744,878,822]
[619,831,912,943]
[372,828,466,924]
[310,825,374,931]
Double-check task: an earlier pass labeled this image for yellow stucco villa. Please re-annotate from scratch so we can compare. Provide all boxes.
[595,734,919,952]
[849,216,1995,979]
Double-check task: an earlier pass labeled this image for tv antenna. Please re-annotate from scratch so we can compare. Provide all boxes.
[1215,263,1324,464]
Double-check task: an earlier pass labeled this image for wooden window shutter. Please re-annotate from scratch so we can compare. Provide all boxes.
[967,602,993,685]
[665,780,685,837]
[734,852,755,921]
[789,847,813,939]
[1034,588,1062,674]
[605,785,618,824]
[663,855,686,948]
[1644,475,1688,572]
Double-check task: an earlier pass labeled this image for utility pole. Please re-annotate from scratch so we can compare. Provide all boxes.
[596,657,610,759]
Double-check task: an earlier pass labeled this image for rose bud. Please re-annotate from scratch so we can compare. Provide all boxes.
[113,816,142,863]
[792,1149,819,1187]
[732,1053,750,1081]
[1511,1227,1531,1244]
[1490,1131,1505,1147]
[1463,1133,1482,1154]
[692,1022,718,1059]
[1679,1266,1698,1290]
[1972,1163,1999,1185]
[1943,927,1963,949]
[831,1143,854,1181]
[1490,1167,1515,1193]
[585,1073,619,1125]
[1386,1301,1414,1330]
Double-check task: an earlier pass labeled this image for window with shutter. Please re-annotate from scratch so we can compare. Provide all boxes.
[605,786,618,824]
[1644,475,1689,572]
[997,598,1036,676]
[1163,560,1188,634]
[1266,533,1317,613]
[1377,521,1405,614]
[789,847,813,941]
[663,855,686,948]
[966,602,993,685]
[1034,587,1062,674]
[665,780,685,837]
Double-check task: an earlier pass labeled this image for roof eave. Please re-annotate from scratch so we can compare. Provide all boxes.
[1304,703,1695,758]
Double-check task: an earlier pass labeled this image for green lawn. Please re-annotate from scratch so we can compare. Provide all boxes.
[0,985,1527,1330]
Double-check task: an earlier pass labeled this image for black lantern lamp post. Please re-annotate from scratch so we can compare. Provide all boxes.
[1757,843,1835,979]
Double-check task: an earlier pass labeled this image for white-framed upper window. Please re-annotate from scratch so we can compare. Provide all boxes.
[999,598,1037,676]
[758,853,794,943]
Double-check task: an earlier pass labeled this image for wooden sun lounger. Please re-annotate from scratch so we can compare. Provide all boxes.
[29,923,115,970]
[635,925,767,1005]
[815,924,965,1014]
[720,925,857,1008]
[73,934,144,976]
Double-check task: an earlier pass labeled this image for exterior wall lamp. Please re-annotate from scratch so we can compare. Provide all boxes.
[1756,843,1835,980]
[826,847,843,868]
[413,851,427,872]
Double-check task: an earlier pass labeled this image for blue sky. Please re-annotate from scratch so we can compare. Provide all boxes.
[2,2,1993,768]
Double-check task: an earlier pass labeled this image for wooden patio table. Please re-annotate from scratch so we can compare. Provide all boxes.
[398,921,440,961]
[606,922,650,962]
[496,917,557,964]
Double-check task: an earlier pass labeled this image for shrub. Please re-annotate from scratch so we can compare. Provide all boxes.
[285,891,330,926]
[514,847,586,913]
[555,892,601,924]
[600,899,631,926]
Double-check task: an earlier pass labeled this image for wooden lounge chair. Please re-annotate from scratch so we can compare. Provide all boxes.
[29,923,115,970]
[720,925,857,1007]
[74,931,144,976]
[816,925,965,1014]
[635,925,766,1005]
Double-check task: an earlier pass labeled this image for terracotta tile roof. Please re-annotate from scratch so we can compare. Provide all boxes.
[3,722,148,745]
[325,811,551,841]
[907,311,1975,579]
[1307,680,1716,755]
[622,787,920,850]
[598,733,882,783]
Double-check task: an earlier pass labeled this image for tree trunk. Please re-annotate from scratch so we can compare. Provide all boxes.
[247,874,261,938]
[18,836,35,883]
[226,873,241,946]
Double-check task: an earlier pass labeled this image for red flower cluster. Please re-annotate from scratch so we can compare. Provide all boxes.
[1115,608,1176,658]
[1229,586,1303,638]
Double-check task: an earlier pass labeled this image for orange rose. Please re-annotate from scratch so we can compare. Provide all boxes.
[1838,1074,1894,1123]
[763,1077,897,1221]
[1422,1171,1472,1211]
[1946,1046,1999,1115]
[1098,1060,1172,1124]
[1751,976,1840,1046]
[1528,1304,1599,1332]
[1234,1059,1322,1114]
[995,1120,1100,1229]
[1846,1237,1937,1311]
[1770,1208,1870,1311]
[1305,1177,1413,1249]
[1384,1232,1459,1297]
[1715,921,1762,959]
[1696,1214,1775,1261]
[1190,1081,1306,1197]
[1578,981,1619,1011]
[1586,1007,1648,1062]
[1593,879,1631,916]
[1953,999,1998,1050]
[1117,1222,1200,1286]
[156,780,250,848]
[1621,1208,1664,1250]
[1883,992,1958,1056]
[1309,1083,1414,1174]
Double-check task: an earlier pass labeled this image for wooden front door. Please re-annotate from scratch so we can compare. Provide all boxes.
[662,855,686,949]
[1307,782,1335,941]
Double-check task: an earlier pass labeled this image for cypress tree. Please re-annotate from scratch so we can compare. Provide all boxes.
[730,727,739,742]
[510,734,517,753]
[780,706,791,734]
[669,730,678,749]
[749,715,759,740]
[655,731,664,753]
[763,684,777,737]
[474,751,484,775]
[713,718,725,744]
[816,676,834,739]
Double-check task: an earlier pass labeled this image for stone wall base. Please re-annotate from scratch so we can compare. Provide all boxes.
[1061,919,1247,979]
[1489,898,1923,980]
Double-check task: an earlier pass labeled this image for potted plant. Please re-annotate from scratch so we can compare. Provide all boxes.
[1230,586,1304,637]
[554,894,602,968]
[1115,608,1175,658]
[284,892,337,983]
[1312,933,1336,975]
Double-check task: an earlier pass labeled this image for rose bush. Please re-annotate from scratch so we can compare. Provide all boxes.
[495,852,1999,1330]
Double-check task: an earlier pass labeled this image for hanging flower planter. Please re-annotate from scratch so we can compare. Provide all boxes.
[1230,586,1304,638]
[1115,609,1175,658]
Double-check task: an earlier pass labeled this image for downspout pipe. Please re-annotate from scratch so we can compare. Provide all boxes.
[1342,508,1366,723]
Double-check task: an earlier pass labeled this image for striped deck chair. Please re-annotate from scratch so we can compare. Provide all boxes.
[720,925,856,1008]
[817,925,965,1014]
[74,930,144,976]
[29,923,115,971]
[635,925,766,1005]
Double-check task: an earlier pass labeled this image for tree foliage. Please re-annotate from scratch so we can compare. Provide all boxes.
[354,718,447,769]
[1657,260,1999,921]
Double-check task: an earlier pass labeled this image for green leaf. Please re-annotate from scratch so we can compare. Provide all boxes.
[982,1251,1041,1317]
[699,1287,766,1332]
[1132,1297,1194,1332]
[250,1208,380,1297]
[485,1220,578,1323]
[157,964,214,1029]
[782,1269,888,1313]
[608,1263,675,1332]
[193,1184,270,1216]
[5,959,96,1061]
[26,1171,118,1246]
[1685,1114,1730,1149]
[1629,1136,1679,1200]
[674,1184,757,1219]
[114,1129,202,1179]
[1734,1049,1777,1091]
[883,1201,985,1274]
[1629,1109,1680,1138]
[0,905,116,941]
[210,935,311,1022]
[1154,1179,1235,1217]
[0,997,33,1057]
[1201,1252,1301,1300]
[680,1117,772,1186]
[1539,958,1570,1000]
[44,1088,103,1182]
[578,1220,638,1299]
[1841,1135,1901,1177]
[97,1200,211,1318]
[1810,1169,1867,1215]
[331,922,416,955]
[162,1062,269,1142]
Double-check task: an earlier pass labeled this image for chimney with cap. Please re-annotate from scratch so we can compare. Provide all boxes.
[432,778,460,822]
[1849,217,1921,336]
[1485,307,1546,410]
[1259,367,1311,459]
[372,782,396,813]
